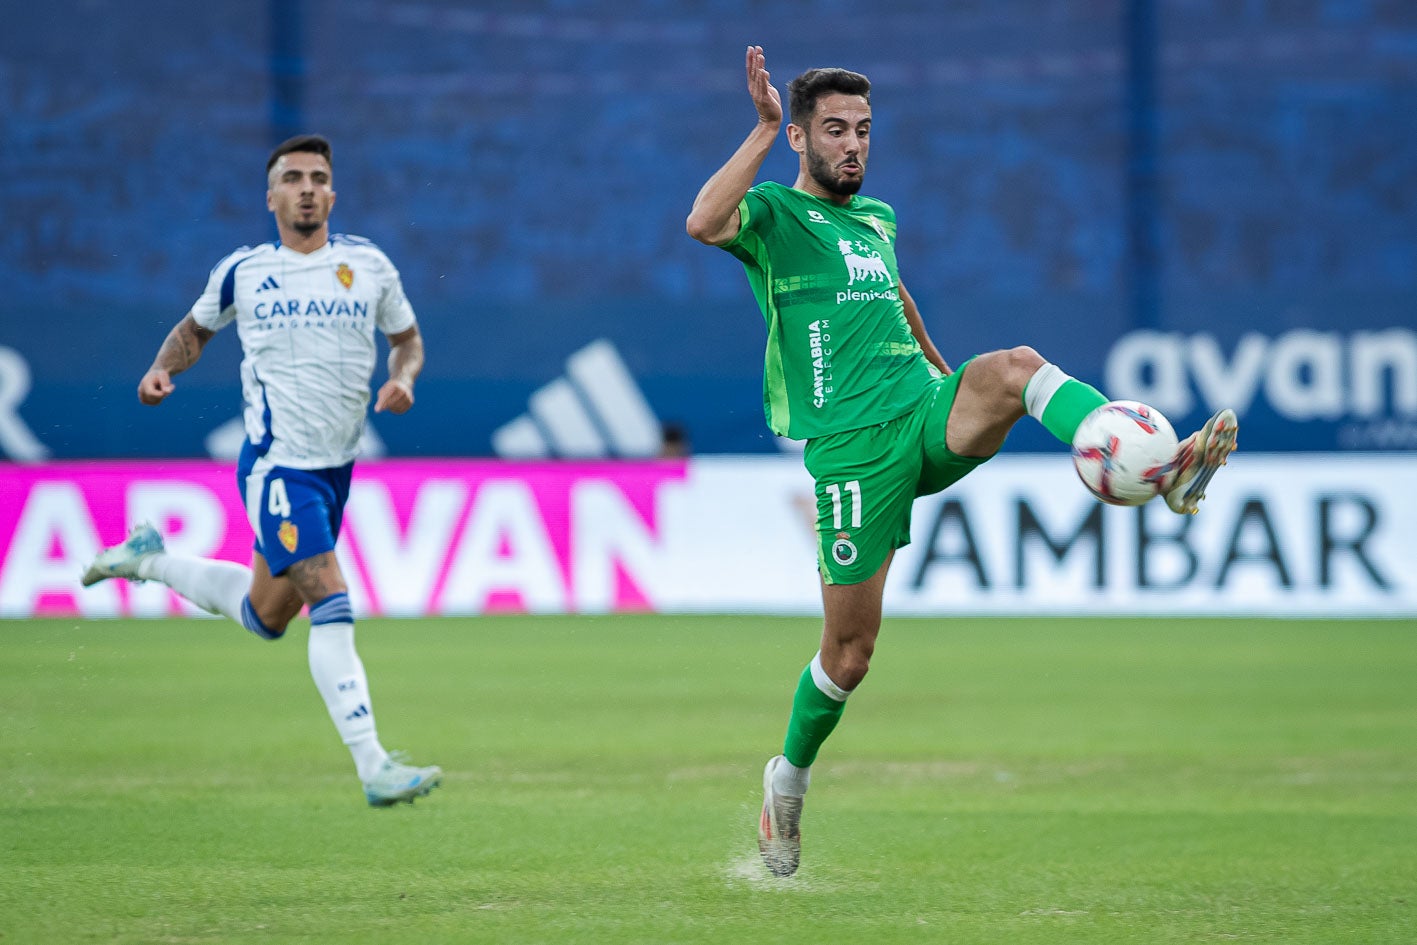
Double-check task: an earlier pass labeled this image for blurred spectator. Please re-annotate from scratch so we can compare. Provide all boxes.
[658,421,691,457]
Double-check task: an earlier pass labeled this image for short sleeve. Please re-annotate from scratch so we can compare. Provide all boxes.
[723,187,775,249]
[189,249,254,331]
[375,257,417,335]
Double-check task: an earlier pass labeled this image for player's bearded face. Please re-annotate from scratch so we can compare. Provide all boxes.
[805,138,865,197]
[267,153,335,237]
[800,95,870,198]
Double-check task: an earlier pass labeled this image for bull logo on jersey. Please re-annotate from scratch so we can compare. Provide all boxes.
[336,263,354,290]
[837,239,891,286]
[278,520,299,553]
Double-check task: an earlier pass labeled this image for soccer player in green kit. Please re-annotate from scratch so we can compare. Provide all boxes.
[687,46,1239,877]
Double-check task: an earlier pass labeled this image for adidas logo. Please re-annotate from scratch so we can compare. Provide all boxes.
[493,339,662,459]
[255,276,280,293]
[344,704,370,721]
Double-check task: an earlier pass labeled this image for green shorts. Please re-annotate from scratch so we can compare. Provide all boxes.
[803,359,993,585]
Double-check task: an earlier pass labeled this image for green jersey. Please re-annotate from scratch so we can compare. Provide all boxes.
[722,181,936,440]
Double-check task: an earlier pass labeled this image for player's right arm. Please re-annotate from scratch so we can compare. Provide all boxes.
[685,45,782,247]
[138,313,214,405]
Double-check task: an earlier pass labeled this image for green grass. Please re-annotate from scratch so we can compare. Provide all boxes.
[2,615,1415,944]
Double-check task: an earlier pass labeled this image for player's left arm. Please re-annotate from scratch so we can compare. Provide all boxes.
[899,281,951,375]
[374,325,423,414]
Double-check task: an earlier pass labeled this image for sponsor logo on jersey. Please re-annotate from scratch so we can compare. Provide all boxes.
[836,287,901,305]
[807,210,829,224]
[278,519,299,553]
[809,320,834,408]
[255,276,280,293]
[253,298,370,320]
[837,238,892,287]
[336,263,354,290]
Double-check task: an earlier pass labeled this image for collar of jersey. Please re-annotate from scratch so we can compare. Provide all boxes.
[273,240,333,259]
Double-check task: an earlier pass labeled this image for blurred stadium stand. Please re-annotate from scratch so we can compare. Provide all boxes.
[2,0,1414,457]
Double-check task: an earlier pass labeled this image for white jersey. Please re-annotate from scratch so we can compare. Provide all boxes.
[190,234,417,469]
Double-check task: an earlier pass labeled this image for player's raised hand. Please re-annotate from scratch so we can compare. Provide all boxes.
[137,369,175,405]
[746,45,782,125]
[374,378,414,414]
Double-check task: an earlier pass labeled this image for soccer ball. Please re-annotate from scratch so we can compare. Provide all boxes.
[1071,400,1179,506]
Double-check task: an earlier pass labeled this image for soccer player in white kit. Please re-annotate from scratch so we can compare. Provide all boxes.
[82,135,442,807]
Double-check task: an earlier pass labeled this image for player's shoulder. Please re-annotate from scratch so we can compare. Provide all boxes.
[331,233,402,274]
[208,242,276,278]
[742,182,817,230]
[747,180,794,204]
[331,232,392,258]
[851,193,896,219]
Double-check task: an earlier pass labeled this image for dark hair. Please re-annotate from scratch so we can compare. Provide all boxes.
[266,134,333,174]
[787,68,871,127]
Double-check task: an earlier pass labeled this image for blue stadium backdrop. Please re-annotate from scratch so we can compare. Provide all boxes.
[2,0,1414,461]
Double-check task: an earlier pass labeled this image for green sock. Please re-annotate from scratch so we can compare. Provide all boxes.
[1025,368,1108,444]
[781,664,847,768]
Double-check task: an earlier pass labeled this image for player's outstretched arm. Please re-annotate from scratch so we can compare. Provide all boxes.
[374,325,423,414]
[685,45,783,247]
[138,313,214,405]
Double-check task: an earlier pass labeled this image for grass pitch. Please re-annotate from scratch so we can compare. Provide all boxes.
[2,614,1414,944]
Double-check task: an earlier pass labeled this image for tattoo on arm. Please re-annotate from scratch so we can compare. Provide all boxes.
[154,316,214,375]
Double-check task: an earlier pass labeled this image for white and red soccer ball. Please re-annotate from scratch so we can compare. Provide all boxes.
[1071,400,1179,507]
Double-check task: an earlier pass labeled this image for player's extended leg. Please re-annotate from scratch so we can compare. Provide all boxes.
[760,553,893,877]
[280,550,442,807]
[81,523,299,639]
[952,347,1237,513]
[948,346,1107,457]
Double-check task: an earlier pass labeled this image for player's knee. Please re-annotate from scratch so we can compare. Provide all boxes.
[1002,345,1045,384]
[241,596,290,640]
[835,645,875,691]
[977,346,1046,401]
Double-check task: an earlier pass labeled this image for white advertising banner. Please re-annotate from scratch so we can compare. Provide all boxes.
[669,454,1417,617]
[1,455,1413,618]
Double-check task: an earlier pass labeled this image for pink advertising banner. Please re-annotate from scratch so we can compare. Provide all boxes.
[0,460,687,618]
[5,455,1413,619]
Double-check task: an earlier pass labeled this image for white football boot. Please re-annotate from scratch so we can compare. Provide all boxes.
[1164,408,1239,514]
[758,755,804,877]
[81,522,164,587]
[364,752,443,807]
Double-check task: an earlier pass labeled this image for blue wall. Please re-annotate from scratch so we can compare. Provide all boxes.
[2,0,1414,458]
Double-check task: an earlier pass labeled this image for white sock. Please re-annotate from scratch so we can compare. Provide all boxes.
[307,596,388,782]
[809,651,851,701]
[136,553,249,622]
[774,756,812,797]
[1022,362,1071,421]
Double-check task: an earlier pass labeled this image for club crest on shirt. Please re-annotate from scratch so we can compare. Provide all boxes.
[336,263,354,290]
[867,214,889,242]
[831,532,858,566]
[278,520,299,553]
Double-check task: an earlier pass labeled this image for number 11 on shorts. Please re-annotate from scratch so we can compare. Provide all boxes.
[825,480,862,529]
